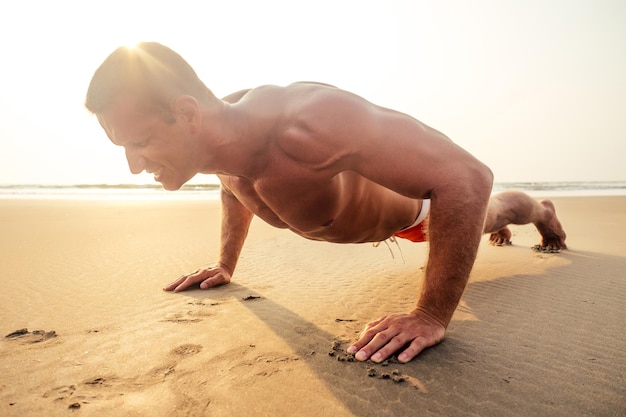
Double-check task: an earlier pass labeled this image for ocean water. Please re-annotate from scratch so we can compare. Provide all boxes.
[0,184,221,200]
[0,182,625,200]
[490,181,626,197]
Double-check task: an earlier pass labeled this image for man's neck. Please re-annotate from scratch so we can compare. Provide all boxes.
[197,102,267,178]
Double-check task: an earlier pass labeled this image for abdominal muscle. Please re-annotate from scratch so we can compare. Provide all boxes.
[225,171,423,244]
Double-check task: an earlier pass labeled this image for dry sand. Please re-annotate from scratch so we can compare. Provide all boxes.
[1,196,624,417]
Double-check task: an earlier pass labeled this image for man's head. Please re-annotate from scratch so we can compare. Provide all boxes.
[85,42,215,115]
[87,43,215,190]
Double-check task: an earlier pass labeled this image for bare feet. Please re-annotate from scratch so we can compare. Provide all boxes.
[534,200,567,250]
[488,227,512,246]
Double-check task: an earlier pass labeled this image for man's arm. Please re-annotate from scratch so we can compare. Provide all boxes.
[163,187,254,291]
[350,167,492,362]
[298,89,493,362]
[215,187,254,277]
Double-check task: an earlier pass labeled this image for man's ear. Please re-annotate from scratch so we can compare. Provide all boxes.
[172,95,201,132]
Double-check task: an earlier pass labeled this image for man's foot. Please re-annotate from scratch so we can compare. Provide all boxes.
[534,200,567,250]
[489,227,512,246]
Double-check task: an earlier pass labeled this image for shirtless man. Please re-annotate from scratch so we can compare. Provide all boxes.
[86,43,566,363]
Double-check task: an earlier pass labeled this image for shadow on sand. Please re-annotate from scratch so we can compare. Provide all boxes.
[184,247,625,417]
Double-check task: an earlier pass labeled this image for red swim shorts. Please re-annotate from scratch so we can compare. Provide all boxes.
[394,216,429,242]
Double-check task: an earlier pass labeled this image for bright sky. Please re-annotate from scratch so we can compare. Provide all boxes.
[1,0,625,185]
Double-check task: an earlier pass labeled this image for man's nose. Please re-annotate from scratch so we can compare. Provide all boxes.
[124,147,147,174]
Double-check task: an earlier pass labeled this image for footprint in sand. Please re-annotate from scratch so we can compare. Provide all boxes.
[43,384,77,402]
[43,375,117,406]
[160,312,203,324]
[171,343,203,356]
[160,300,222,324]
[43,344,204,409]
[146,343,203,378]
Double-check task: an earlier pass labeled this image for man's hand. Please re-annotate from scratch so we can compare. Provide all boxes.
[163,265,232,292]
[347,309,446,363]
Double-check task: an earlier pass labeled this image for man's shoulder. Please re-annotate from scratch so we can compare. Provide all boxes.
[228,82,360,130]
[228,81,379,144]
[233,82,345,106]
[288,81,338,89]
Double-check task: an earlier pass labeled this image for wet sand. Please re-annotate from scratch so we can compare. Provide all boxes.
[1,196,625,416]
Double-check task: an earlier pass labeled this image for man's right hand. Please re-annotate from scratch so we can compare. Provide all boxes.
[163,265,232,292]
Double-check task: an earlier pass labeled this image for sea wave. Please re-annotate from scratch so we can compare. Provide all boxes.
[0,183,221,200]
[491,181,626,197]
[0,181,625,200]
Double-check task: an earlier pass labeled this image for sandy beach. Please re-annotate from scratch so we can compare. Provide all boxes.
[1,196,624,416]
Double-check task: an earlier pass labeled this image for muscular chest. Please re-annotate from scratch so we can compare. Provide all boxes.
[220,170,341,233]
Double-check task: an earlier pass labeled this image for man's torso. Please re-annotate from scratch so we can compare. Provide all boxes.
[218,83,425,243]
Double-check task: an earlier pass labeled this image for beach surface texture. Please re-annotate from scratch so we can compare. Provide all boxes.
[1,196,625,416]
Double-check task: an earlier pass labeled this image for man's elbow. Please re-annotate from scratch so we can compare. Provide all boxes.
[452,159,493,205]
[473,161,494,198]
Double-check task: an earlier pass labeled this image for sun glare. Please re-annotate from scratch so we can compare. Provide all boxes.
[122,41,141,51]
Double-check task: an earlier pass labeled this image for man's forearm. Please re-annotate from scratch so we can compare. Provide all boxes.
[218,190,254,275]
[416,185,491,327]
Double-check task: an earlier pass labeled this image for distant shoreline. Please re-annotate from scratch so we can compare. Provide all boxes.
[490,181,626,197]
[0,181,625,200]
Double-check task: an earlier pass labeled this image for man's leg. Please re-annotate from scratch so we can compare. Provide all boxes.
[483,191,567,249]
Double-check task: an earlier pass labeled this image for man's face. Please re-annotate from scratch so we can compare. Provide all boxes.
[97,95,199,190]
